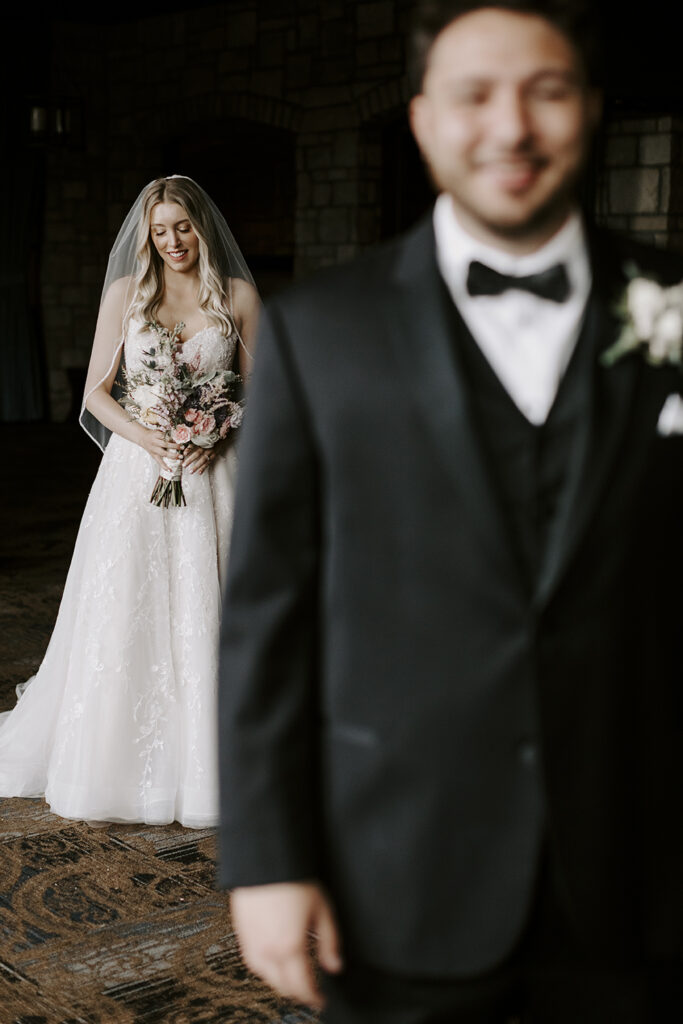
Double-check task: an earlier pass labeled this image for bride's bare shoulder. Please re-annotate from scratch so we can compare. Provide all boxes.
[102,275,136,314]
[229,276,260,305]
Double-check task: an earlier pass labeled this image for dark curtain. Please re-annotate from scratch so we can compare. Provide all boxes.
[0,155,47,421]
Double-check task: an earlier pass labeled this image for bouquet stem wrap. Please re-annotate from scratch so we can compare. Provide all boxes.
[150,454,186,508]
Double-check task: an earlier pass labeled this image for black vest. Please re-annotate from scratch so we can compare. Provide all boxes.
[448,302,593,588]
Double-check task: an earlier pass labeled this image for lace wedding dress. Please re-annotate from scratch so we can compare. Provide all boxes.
[0,319,237,827]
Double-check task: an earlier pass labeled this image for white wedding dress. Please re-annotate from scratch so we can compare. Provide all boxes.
[0,319,237,827]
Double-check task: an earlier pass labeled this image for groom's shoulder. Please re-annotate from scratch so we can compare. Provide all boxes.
[591,225,683,285]
[267,215,433,319]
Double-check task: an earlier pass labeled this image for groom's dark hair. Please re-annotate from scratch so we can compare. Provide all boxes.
[408,0,603,94]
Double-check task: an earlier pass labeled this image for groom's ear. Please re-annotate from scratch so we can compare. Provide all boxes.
[408,94,439,196]
[408,94,429,157]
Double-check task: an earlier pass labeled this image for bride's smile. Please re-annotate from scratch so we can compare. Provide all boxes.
[150,201,200,273]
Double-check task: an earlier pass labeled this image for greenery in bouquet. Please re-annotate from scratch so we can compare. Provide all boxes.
[122,320,243,507]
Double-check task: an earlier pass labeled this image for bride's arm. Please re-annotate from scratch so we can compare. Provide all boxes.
[84,278,181,469]
[183,278,262,476]
[232,277,262,380]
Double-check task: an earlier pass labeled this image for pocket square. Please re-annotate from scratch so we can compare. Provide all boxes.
[657,393,683,435]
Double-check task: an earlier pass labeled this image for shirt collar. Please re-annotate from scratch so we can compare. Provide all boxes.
[433,192,591,302]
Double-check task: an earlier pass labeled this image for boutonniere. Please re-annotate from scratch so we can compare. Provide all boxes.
[601,263,683,368]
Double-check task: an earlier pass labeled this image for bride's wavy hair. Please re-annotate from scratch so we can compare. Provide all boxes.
[129,176,233,336]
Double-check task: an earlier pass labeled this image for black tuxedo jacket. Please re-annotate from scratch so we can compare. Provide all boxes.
[218,215,683,977]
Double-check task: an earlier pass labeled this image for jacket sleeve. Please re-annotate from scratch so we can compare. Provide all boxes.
[217,298,323,889]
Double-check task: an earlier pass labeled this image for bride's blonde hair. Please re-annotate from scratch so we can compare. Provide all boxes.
[129,176,233,336]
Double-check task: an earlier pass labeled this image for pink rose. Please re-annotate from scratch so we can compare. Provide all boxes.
[171,424,192,444]
[184,408,200,423]
[194,413,215,435]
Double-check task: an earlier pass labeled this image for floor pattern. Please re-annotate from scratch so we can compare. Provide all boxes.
[0,422,318,1023]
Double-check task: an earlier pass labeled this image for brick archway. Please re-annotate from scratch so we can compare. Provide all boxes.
[356,76,410,124]
[142,93,303,137]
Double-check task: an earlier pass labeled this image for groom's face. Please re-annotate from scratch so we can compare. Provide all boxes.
[410,8,601,249]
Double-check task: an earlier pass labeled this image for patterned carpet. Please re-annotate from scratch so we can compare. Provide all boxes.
[0,422,318,1024]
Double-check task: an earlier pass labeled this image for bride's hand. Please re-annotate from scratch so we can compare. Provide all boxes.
[136,427,184,471]
[183,441,222,475]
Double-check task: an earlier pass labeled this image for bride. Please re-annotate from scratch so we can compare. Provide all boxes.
[0,176,260,828]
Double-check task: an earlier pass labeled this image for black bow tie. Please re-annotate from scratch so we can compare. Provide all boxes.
[466,260,571,303]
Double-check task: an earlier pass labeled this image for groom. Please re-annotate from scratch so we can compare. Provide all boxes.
[218,1,683,1020]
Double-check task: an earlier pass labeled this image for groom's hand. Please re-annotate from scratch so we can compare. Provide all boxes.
[230,881,343,1009]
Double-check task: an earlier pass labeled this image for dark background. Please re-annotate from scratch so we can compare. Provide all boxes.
[1,1,681,424]
[7,1,679,109]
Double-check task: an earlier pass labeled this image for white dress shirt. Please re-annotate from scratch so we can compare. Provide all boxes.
[433,193,592,425]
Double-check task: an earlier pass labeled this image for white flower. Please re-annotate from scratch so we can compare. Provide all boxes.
[150,349,173,370]
[229,406,244,428]
[649,307,683,364]
[666,282,683,305]
[133,383,162,412]
[627,277,666,340]
[604,272,683,370]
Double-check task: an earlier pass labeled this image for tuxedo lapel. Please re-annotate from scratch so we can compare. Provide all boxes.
[535,241,641,608]
[386,218,526,589]
[386,219,643,607]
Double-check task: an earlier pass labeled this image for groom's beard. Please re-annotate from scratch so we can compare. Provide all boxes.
[424,130,594,252]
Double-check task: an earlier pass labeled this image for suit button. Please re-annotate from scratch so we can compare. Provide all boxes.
[517,740,538,767]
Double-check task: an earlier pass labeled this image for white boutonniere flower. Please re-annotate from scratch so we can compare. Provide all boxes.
[602,264,683,368]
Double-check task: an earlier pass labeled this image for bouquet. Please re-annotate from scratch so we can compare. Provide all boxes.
[123,320,243,507]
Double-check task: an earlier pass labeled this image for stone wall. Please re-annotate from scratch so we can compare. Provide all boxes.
[39,18,110,421]
[41,1,683,419]
[594,116,680,248]
[666,120,683,252]
[44,0,415,418]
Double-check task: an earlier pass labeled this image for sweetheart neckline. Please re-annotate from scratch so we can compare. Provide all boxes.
[163,323,217,346]
[131,319,227,346]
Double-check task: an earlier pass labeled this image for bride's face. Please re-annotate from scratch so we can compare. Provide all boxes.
[149,201,200,274]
